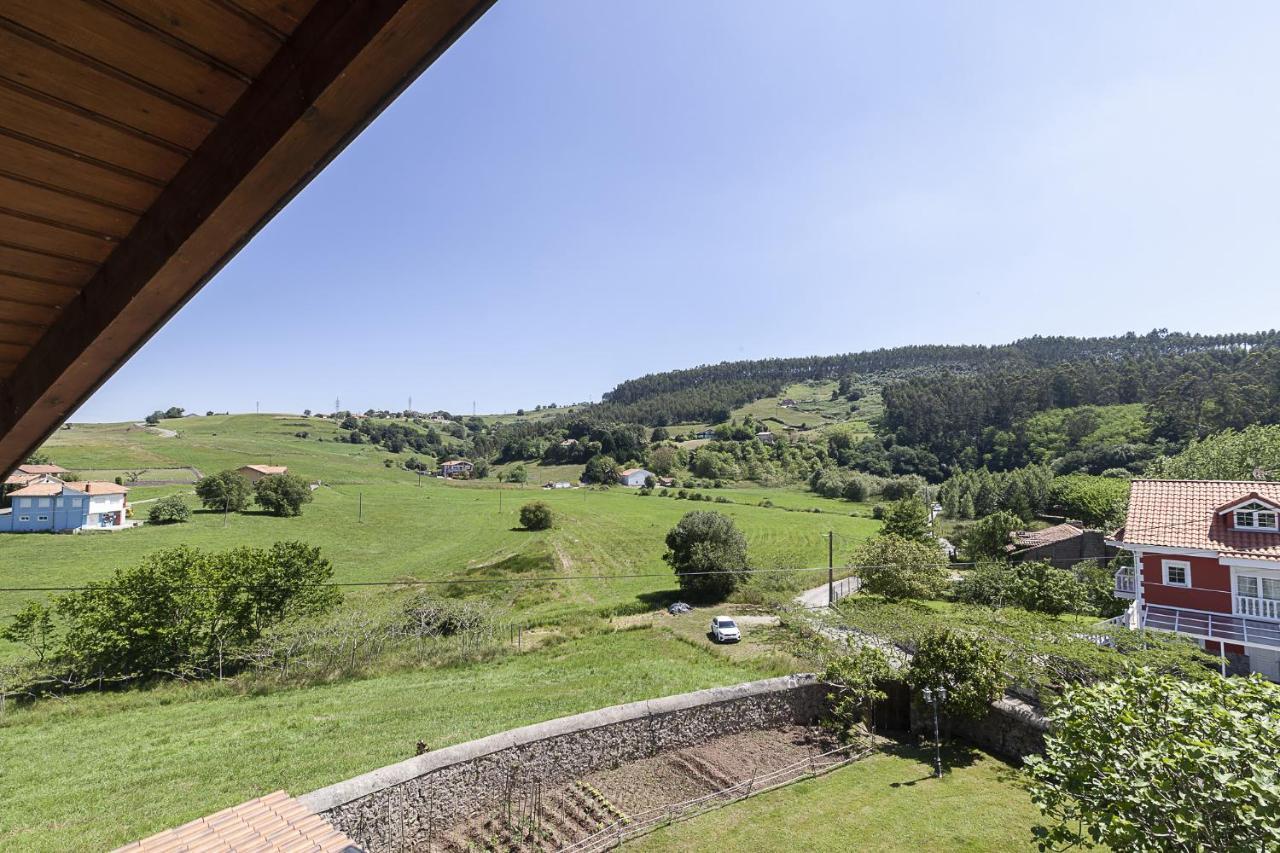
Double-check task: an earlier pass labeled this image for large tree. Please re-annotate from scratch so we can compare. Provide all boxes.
[253,473,313,517]
[1025,670,1280,851]
[962,511,1022,561]
[906,628,1005,721]
[663,511,749,601]
[194,469,253,512]
[852,535,948,602]
[881,498,933,543]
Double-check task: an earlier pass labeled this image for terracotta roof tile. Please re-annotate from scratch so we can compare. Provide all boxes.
[1116,479,1280,563]
[112,791,358,853]
[82,481,130,495]
[1011,523,1083,549]
[242,465,288,475]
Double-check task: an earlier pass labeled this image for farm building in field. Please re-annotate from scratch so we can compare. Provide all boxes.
[542,481,574,490]
[238,464,288,483]
[440,460,475,478]
[695,429,717,440]
[618,468,654,487]
[1109,479,1280,681]
[0,477,129,532]
[4,463,70,488]
[1007,522,1114,564]
[756,430,775,444]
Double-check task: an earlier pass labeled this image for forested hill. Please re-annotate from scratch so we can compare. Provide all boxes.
[596,330,1279,425]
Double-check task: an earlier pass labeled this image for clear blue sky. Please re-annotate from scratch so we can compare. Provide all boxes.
[76,1,1280,421]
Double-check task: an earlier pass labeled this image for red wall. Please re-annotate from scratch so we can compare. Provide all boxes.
[1140,553,1232,612]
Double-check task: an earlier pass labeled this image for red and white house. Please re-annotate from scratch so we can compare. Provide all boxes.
[1108,479,1280,680]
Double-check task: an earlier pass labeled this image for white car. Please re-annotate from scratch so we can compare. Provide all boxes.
[710,615,741,643]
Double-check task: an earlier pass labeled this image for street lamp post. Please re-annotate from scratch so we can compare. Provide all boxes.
[921,686,947,778]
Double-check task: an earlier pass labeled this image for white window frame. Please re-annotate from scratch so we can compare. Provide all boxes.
[18,514,29,522]
[1162,559,1192,588]
[36,514,48,521]
[1232,502,1279,531]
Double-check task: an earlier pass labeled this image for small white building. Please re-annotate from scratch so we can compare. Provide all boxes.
[618,468,654,487]
[756,430,775,444]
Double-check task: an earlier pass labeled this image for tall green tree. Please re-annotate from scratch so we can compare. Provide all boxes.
[1025,670,1280,851]
[194,469,253,512]
[906,629,1005,721]
[963,511,1022,560]
[852,535,948,602]
[253,473,313,517]
[881,499,933,543]
[663,511,750,601]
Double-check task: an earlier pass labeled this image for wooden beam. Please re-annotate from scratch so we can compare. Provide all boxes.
[0,0,495,472]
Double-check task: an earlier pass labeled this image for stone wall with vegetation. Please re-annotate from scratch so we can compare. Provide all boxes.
[300,674,826,853]
[911,694,1049,763]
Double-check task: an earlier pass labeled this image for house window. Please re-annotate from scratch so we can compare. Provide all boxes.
[1237,575,1280,601]
[37,498,50,508]
[18,515,29,522]
[1233,502,1279,530]
[1162,560,1191,588]
[36,514,48,522]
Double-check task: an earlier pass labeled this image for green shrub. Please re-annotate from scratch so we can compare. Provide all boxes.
[147,494,191,525]
[519,501,554,530]
[253,473,313,517]
[664,511,749,602]
[194,469,252,512]
[906,628,1005,721]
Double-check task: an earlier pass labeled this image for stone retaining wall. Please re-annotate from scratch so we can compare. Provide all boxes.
[299,674,826,852]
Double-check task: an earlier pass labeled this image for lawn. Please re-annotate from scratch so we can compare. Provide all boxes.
[3,415,880,652]
[0,628,783,852]
[628,745,1041,852]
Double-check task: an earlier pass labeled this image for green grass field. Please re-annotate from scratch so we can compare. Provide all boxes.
[629,746,1040,852]
[0,629,783,852]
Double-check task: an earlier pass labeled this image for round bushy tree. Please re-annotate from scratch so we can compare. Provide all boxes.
[194,469,252,512]
[906,628,1005,721]
[852,535,949,602]
[1025,670,1280,851]
[147,494,191,525]
[582,454,620,485]
[253,473,313,517]
[519,501,553,531]
[881,498,933,543]
[663,511,749,601]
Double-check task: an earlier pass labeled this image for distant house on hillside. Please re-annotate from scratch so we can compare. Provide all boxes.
[657,476,676,488]
[0,477,129,532]
[559,438,578,448]
[440,459,475,478]
[1007,522,1113,564]
[618,468,653,487]
[4,463,69,488]
[755,430,775,445]
[780,398,797,407]
[238,464,288,483]
[694,429,717,440]
[542,481,574,490]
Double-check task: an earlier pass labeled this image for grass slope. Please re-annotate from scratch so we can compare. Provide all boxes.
[0,629,778,852]
[629,746,1040,852]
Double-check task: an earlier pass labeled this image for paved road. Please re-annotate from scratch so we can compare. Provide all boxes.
[795,575,860,610]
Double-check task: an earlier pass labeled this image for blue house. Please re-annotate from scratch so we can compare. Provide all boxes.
[0,478,129,533]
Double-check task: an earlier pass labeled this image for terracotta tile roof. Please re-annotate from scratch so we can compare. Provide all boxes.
[1116,479,1280,563]
[242,465,288,475]
[113,790,359,853]
[19,464,68,474]
[83,481,130,495]
[7,480,84,497]
[619,468,648,476]
[1010,523,1083,549]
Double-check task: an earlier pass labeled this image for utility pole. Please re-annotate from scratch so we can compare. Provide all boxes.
[358,492,363,523]
[828,530,834,605]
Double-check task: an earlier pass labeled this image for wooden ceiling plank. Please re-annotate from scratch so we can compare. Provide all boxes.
[0,322,44,347]
[1,1,247,115]
[0,135,162,212]
[0,298,61,327]
[0,175,138,239]
[0,84,187,182]
[0,0,494,472]
[0,342,29,363]
[0,211,118,264]
[0,25,214,151]
[0,274,79,308]
[222,0,318,38]
[0,244,97,286]
[103,0,283,80]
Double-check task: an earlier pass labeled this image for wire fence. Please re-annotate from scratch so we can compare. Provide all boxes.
[556,742,878,853]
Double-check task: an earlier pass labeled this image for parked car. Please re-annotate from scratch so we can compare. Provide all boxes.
[710,615,741,643]
[668,602,693,615]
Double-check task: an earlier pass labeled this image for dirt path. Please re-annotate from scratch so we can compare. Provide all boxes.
[133,422,177,438]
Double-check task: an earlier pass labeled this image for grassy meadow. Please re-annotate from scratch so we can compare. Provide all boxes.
[629,745,1041,852]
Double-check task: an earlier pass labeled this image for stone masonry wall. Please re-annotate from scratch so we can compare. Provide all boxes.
[911,694,1049,763]
[299,675,826,853]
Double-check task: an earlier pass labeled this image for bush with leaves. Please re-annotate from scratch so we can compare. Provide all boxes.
[1025,670,1280,851]
[1006,561,1084,616]
[194,469,253,512]
[663,511,750,601]
[253,473,313,517]
[821,645,893,741]
[519,501,553,530]
[961,510,1022,561]
[5,542,339,686]
[880,498,933,543]
[146,494,191,525]
[906,628,1005,720]
[852,534,948,602]
[583,453,620,485]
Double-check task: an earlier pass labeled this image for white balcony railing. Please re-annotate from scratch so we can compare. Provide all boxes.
[1141,604,1280,651]
[1236,596,1280,620]
[1113,569,1135,598]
